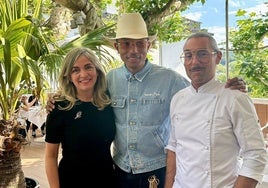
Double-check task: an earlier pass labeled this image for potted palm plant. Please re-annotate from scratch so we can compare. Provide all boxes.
[0,17,44,188]
[0,1,48,187]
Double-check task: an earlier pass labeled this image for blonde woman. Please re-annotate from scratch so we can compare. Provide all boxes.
[45,47,116,188]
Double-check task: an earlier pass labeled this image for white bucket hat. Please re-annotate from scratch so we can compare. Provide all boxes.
[108,13,157,42]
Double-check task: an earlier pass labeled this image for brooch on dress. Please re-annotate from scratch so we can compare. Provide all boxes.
[74,111,82,119]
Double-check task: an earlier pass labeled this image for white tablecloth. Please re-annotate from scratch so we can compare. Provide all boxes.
[18,106,47,128]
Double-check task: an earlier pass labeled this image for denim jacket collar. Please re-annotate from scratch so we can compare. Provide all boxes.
[124,59,152,82]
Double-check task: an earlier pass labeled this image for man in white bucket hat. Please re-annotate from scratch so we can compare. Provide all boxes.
[106,13,247,188]
[46,12,247,188]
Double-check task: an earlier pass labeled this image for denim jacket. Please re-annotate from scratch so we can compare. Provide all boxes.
[107,60,189,174]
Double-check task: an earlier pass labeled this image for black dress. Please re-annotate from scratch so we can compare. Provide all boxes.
[45,100,116,187]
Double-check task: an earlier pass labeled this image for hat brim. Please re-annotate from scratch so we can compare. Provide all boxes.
[106,33,157,42]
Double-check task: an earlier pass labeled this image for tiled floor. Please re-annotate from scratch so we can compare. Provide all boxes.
[21,136,49,188]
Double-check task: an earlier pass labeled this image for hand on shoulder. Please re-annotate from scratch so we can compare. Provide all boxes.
[225,77,247,93]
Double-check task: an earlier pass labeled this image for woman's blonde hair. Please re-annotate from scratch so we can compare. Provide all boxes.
[56,47,110,110]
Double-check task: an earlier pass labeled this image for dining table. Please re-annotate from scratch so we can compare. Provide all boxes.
[18,105,47,128]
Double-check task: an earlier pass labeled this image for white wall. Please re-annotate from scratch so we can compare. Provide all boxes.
[159,41,190,81]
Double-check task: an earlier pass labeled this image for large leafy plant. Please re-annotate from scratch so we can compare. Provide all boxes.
[0,0,47,121]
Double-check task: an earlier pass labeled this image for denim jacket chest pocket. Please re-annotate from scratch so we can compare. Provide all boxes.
[111,96,126,124]
[140,97,165,125]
